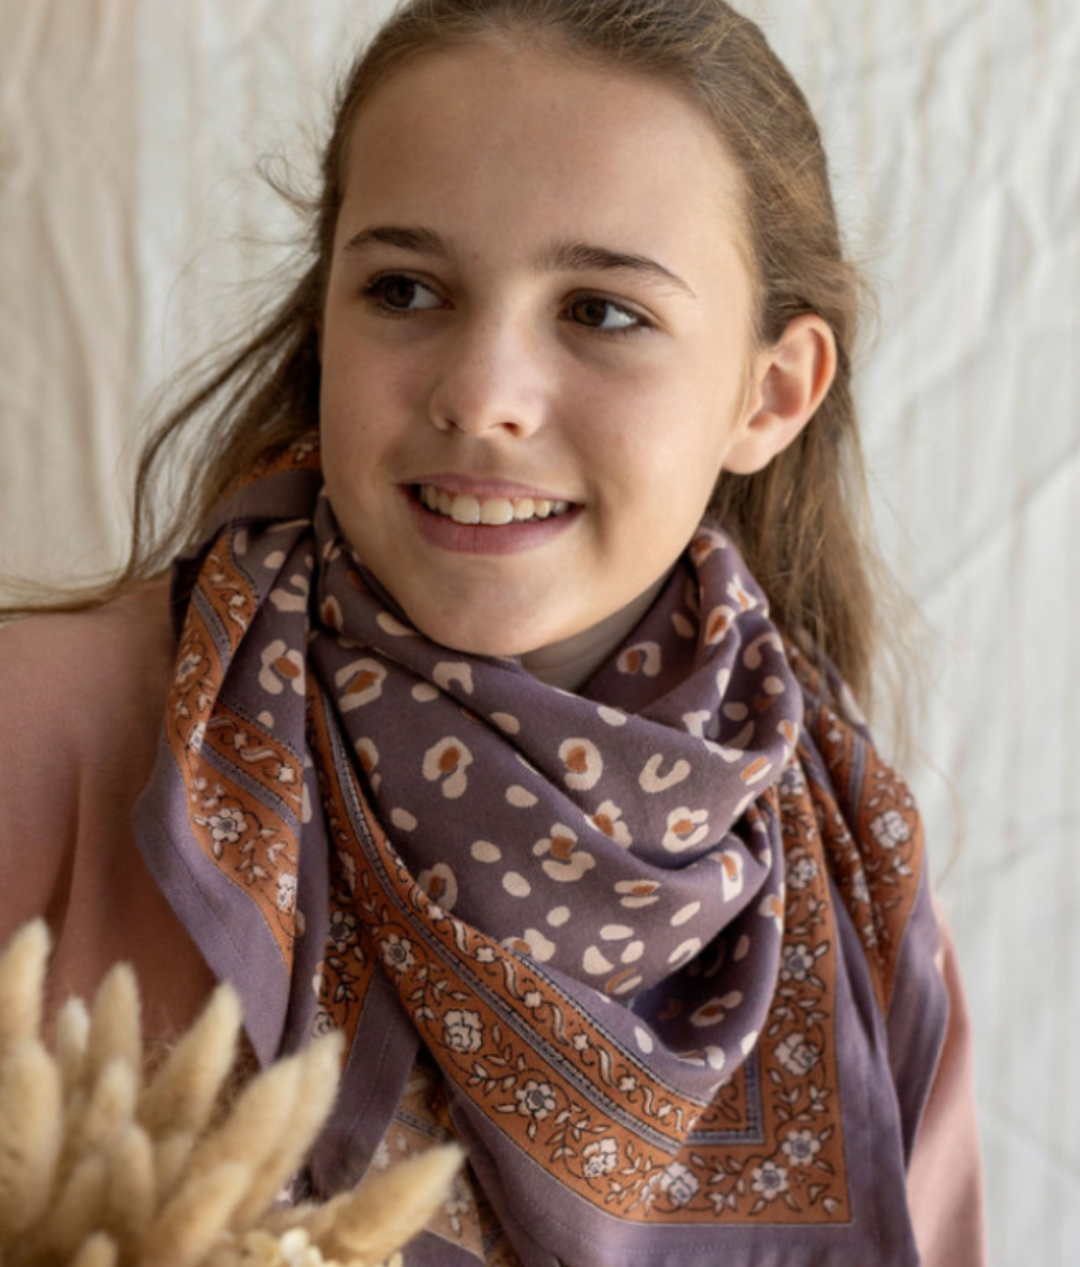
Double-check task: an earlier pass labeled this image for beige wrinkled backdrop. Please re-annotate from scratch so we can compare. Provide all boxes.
[1,2,1077,1263]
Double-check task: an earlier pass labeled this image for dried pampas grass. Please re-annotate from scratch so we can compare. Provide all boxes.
[0,921,462,1267]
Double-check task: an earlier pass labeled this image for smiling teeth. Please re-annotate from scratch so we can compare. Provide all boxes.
[419,485,571,525]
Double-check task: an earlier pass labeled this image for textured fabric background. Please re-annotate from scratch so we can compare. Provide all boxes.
[1,3,1076,1263]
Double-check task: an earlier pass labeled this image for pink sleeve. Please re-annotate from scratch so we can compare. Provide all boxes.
[907,907,988,1267]
[0,586,217,1043]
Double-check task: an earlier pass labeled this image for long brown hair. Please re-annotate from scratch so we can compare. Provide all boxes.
[1,0,920,742]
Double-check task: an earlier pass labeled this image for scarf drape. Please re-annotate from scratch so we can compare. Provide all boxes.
[134,437,947,1267]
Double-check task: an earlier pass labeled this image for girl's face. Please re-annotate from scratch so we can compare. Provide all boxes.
[319,39,769,667]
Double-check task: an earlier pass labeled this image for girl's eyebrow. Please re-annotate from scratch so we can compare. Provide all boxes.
[341,224,696,299]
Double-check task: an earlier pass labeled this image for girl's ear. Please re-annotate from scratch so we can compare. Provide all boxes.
[721,313,838,475]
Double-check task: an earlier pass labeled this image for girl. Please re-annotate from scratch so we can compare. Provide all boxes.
[0,1,985,1263]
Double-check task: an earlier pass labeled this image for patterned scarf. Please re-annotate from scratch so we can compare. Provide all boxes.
[134,438,947,1267]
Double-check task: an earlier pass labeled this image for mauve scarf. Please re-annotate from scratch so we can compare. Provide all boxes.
[134,437,948,1267]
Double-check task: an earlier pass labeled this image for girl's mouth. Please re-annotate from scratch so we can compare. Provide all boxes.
[404,484,581,556]
[414,483,575,525]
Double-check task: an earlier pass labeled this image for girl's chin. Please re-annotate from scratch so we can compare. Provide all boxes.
[402,597,595,663]
[406,616,555,661]
[384,573,669,670]
[354,557,567,657]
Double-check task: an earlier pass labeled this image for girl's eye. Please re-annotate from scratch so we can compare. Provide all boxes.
[360,274,650,339]
[566,296,651,339]
[362,274,443,315]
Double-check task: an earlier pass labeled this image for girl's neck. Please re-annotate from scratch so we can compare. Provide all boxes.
[518,572,669,692]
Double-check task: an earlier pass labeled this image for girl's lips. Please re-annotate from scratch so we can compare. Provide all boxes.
[402,485,581,555]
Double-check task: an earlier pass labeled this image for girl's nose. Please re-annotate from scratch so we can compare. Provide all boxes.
[426,313,548,439]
